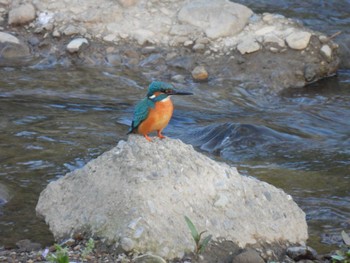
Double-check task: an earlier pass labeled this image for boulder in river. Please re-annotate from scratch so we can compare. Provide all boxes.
[36,136,308,259]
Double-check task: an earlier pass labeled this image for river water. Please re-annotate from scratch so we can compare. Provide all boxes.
[0,1,349,254]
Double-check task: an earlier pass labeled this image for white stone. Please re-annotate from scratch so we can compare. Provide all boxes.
[178,0,253,39]
[286,31,312,50]
[36,136,308,259]
[66,38,88,53]
[263,33,285,47]
[255,26,276,36]
[8,3,36,25]
[237,38,260,54]
[103,34,116,42]
[0,32,20,44]
[320,44,332,59]
[132,29,155,45]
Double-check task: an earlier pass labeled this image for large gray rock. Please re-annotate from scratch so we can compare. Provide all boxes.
[178,0,253,39]
[36,136,308,259]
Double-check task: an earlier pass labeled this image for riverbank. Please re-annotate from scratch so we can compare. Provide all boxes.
[0,0,340,91]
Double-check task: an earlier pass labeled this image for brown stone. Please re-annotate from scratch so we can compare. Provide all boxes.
[191,65,209,81]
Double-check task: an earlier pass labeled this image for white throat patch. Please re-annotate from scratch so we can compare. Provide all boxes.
[160,96,171,102]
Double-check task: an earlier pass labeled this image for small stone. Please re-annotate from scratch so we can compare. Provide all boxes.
[133,29,155,45]
[133,254,166,263]
[263,34,285,47]
[8,3,36,25]
[171,74,186,83]
[196,37,209,45]
[120,237,134,251]
[184,40,193,47]
[286,246,318,261]
[319,35,329,43]
[320,45,332,59]
[28,37,40,46]
[286,31,312,50]
[191,65,208,81]
[0,32,20,44]
[1,43,30,58]
[233,248,265,263]
[63,25,80,36]
[193,43,205,51]
[106,54,122,66]
[237,38,260,54]
[66,38,88,53]
[103,34,117,42]
[262,13,274,22]
[52,30,60,37]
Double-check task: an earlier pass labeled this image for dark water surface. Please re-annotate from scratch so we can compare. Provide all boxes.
[1,1,350,253]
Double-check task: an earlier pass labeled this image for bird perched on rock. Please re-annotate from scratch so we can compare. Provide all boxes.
[128,81,193,142]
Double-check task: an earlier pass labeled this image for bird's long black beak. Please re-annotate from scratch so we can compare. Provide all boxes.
[171,90,193,96]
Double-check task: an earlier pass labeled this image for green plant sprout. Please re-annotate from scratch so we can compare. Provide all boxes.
[46,244,69,263]
[184,215,212,254]
[81,238,95,260]
[331,230,350,263]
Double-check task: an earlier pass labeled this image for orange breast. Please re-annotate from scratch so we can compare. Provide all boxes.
[137,98,174,135]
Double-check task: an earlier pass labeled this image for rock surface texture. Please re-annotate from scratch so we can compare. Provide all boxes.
[36,136,308,259]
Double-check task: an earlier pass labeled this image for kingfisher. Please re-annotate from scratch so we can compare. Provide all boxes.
[128,81,193,142]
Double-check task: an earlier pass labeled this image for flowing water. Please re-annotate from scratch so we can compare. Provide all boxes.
[0,1,350,254]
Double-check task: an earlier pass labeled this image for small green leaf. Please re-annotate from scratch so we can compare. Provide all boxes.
[331,254,345,261]
[342,230,350,246]
[198,234,212,254]
[184,216,199,242]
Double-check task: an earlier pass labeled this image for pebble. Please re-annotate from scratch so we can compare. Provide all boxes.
[286,31,312,50]
[286,246,318,261]
[171,74,186,83]
[191,65,209,81]
[66,38,89,53]
[8,3,36,25]
[320,44,332,59]
[192,43,205,51]
[263,34,285,47]
[237,38,260,54]
[0,32,20,44]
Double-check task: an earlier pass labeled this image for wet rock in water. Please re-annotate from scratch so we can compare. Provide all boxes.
[0,32,20,44]
[191,65,209,81]
[16,239,42,252]
[66,38,88,53]
[1,43,30,58]
[171,74,186,83]
[8,3,36,25]
[36,136,308,259]
[286,31,312,50]
[178,0,253,39]
[320,44,332,60]
[286,246,318,261]
[167,56,194,70]
[233,248,265,263]
[0,33,30,59]
[106,53,122,66]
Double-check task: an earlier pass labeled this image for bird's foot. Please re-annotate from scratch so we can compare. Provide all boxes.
[157,131,166,139]
[144,134,152,142]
